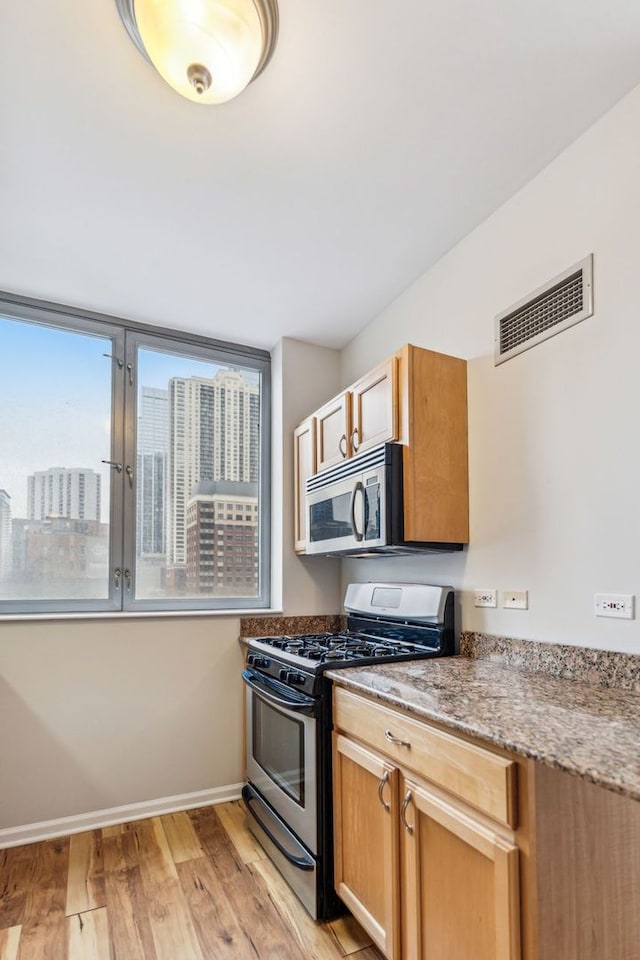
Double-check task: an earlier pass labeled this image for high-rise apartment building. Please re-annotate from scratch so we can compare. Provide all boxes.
[0,489,12,580]
[167,370,259,567]
[186,481,258,597]
[136,386,167,557]
[27,468,101,522]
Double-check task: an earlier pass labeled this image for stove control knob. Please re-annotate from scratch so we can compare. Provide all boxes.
[248,654,269,668]
[278,669,306,684]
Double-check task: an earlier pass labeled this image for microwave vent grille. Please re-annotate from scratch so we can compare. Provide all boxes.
[495,255,593,365]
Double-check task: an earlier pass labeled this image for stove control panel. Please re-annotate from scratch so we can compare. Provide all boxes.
[279,669,307,685]
[247,653,270,669]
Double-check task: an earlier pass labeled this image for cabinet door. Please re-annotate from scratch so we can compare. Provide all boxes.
[333,733,401,960]
[315,391,351,472]
[401,776,520,960]
[351,356,399,455]
[293,417,316,553]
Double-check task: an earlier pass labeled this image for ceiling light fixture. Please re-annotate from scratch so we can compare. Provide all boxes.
[115,0,278,105]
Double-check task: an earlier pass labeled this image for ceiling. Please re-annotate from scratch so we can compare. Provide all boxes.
[2,1,640,352]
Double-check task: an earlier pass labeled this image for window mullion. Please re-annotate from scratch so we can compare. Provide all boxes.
[107,327,127,610]
[120,333,138,610]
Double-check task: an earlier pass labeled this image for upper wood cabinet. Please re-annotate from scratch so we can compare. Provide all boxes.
[293,417,316,552]
[314,356,400,472]
[314,392,352,473]
[294,343,469,552]
[349,356,400,458]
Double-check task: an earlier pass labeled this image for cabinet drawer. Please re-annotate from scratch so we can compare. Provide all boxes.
[333,686,517,828]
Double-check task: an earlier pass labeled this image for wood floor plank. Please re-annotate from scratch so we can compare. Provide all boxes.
[159,812,203,864]
[103,830,157,960]
[188,807,245,879]
[0,845,35,928]
[65,831,105,916]
[0,926,21,960]
[67,908,110,960]
[190,806,305,960]
[327,914,374,955]
[177,854,267,960]
[250,857,344,960]
[16,837,69,960]
[133,818,203,960]
[2,804,374,960]
[100,825,123,839]
[215,800,267,865]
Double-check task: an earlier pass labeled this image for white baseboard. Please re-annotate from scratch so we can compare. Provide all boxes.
[0,783,244,849]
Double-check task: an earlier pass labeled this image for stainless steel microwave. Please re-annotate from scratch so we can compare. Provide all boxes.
[305,443,464,557]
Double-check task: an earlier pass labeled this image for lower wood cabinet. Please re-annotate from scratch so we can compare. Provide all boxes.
[333,684,640,960]
[401,776,520,960]
[333,734,401,959]
[333,692,521,960]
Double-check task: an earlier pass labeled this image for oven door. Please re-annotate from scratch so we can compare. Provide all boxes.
[243,668,318,853]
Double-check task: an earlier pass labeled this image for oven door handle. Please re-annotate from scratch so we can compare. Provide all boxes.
[242,669,316,713]
[242,785,315,871]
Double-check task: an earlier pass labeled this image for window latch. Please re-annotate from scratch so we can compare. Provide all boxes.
[103,353,124,369]
[102,460,123,473]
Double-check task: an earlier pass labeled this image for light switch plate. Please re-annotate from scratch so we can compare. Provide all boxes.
[503,590,528,610]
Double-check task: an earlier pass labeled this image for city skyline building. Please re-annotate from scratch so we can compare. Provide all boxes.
[27,468,101,523]
[136,386,168,557]
[186,480,258,596]
[166,369,260,568]
[0,489,12,580]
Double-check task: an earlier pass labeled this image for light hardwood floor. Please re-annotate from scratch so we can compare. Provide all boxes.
[0,801,382,960]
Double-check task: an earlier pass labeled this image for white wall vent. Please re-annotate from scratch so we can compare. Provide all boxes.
[494,255,593,365]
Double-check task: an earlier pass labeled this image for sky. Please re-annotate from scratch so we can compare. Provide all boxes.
[0,315,260,520]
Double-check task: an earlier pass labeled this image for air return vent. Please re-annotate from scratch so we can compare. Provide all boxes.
[495,255,593,365]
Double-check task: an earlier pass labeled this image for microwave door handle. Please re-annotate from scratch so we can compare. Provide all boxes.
[350,482,365,541]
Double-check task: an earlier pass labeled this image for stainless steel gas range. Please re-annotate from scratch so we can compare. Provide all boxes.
[241,582,455,919]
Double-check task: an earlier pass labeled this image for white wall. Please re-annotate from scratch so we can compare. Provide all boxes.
[272,338,342,614]
[340,82,640,654]
[0,616,243,830]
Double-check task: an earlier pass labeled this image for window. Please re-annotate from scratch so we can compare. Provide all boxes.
[0,293,270,614]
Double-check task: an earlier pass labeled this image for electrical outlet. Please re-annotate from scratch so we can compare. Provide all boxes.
[474,589,497,608]
[594,594,635,620]
[503,590,528,610]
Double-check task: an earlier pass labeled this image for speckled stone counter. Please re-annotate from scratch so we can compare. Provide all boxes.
[461,631,640,691]
[240,614,345,638]
[327,656,640,802]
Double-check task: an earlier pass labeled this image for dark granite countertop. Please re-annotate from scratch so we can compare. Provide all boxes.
[327,656,640,801]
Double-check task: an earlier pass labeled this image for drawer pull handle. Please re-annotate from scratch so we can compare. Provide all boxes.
[338,434,348,457]
[385,729,411,748]
[377,771,390,812]
[400,790,414,835]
